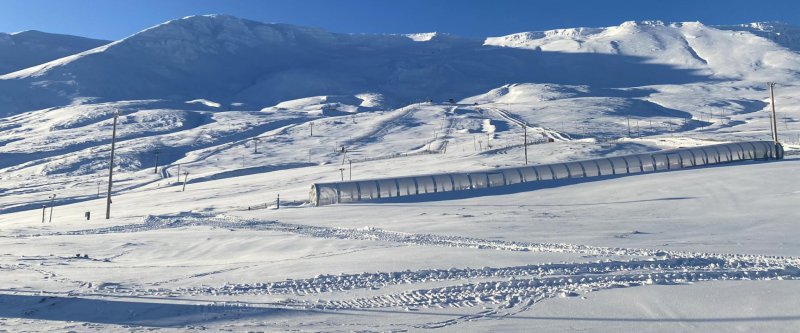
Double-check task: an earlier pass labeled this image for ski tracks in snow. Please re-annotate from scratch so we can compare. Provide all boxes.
[18,213,800,325]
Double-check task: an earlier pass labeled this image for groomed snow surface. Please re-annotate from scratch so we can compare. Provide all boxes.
[1,16,800,332]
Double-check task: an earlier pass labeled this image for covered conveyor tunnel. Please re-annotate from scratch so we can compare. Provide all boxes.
[310,141,784,206]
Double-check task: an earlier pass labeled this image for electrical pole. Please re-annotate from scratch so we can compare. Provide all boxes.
[769,82,779,143]
[106,109,120,220]
[253,138,260,153]
[48,194,56,223]
[153,149,160,174]
[339,167,345,181]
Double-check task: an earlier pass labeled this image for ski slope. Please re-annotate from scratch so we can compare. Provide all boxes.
[1,16,800,331]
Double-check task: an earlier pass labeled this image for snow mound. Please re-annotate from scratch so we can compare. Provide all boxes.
[263,94,380,115]
[461,84,590,104]
[186,99,222,108]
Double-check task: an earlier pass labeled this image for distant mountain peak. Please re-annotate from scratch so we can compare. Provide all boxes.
[404,32,469,42]
[0,30,108,76]
[716,21,800,51]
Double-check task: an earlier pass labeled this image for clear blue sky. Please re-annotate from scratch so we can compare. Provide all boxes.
[2,0,800,40]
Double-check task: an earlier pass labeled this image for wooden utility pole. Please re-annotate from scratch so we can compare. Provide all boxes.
[106,110,120,220]
[769,82,779,143]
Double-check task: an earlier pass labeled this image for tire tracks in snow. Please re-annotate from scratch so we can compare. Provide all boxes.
[19,213,800,321]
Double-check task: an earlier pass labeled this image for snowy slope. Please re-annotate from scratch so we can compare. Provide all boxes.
[718,21,800,51]
[7,16,793,116]
[1,16,800,332]
[0,30,109,75]
[485,20,800,81]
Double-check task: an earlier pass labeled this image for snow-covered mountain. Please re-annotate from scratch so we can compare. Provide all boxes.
[1,15,799,180]
[485,20,800,81]
[2,15,800,331]
[7,16,800,116]
[717,21,800,51]
[0,30,108,75]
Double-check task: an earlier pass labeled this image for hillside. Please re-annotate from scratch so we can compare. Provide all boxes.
[0,30,109,75]
[9,16,800,116]
[1,15,800,332]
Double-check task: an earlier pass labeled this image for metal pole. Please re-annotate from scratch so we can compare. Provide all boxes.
[627,116,631,137]
[176,164,181,183]
[182,172,189,192]
[769,82,779,143]
[106,110,120,220]
[277,194,280,209]
[41,205,46,223]
[636,120,640,137]
[254,138,259,153]
[523,125,528,165]
[339,168,345,181]
[48,194,55,223]
[349,159,352,180]
[310,122,313,137]
[153,149,159,174]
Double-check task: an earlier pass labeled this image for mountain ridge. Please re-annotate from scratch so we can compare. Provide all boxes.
[0,30,109,76]
[1,15,799,117]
